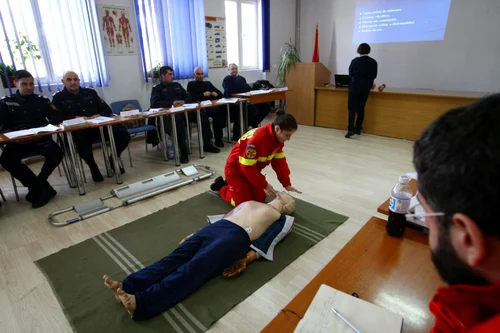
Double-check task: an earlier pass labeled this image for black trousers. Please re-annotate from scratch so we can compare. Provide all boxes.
[348,88,370,132]
[227,103,270,139]
[187,110,215,143]
[0,137,63,188]
[71,124,131,166]
[203,106,226,142]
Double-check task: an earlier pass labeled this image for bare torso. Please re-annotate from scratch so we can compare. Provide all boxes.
[222,201,281,241]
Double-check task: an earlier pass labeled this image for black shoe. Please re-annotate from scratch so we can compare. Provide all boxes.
[214,139,225,148]
[32,183,57,209]
[345,131,354,138]
[180,150,189,164]
[26,186,41,203]
[204,143,221,153]
[354,130,361,135]
[210,176,227,192]
[90,165,104,182]
[109,156,125,174]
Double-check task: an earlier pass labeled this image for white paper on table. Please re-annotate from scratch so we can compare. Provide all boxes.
[169,106,185,113]
[120,109,141,117]
[405,172,418,180]
[182,103,199,109]
[248,89,273,95]
[86,116,115,124]
[62,117,86,128]
[4,124,61,139]
[200,100,213,107]
[216,98,239,104]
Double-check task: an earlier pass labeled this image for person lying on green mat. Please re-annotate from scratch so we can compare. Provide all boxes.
[103,191,296,320]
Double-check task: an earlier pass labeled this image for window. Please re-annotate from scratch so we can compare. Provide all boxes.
[135,0,208,80]
[225,0,262,70]
[0,0,108,92]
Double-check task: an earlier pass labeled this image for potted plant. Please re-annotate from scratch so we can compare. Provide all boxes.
[0,63,16,87]
[147,61,162,79]
[276,39,301,87]
[1,33,42,88]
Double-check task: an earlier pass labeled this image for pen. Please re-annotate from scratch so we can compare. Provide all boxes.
[331,307,364,333]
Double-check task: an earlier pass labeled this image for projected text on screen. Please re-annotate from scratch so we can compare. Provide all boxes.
[352,0,452,44]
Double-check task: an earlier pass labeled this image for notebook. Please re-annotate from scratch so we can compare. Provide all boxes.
[4,124,61,139]
[294,284,403,333]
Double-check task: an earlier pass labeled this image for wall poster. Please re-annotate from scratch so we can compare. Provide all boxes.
[205,16,227,68]
[97,5,137,56]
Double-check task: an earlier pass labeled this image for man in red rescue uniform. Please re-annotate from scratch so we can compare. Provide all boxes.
[210,113,301,206]
[413,93,500,332]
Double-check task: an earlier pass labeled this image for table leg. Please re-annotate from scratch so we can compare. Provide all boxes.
[171,114,180,166]
[99,127,113,178]
[158,116,168,161]
[197,109,204,159]
[106,125,122,184]
[226,104,231,143]
[65,132,86,195]
[185,112,192,154]
[239,101,245,136]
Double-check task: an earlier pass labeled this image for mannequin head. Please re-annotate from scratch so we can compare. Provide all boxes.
[271,191,295,215]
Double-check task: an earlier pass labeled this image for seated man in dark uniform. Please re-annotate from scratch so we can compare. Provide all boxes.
[187,66,226,148]
[0,70,63,208]
[52,71,131,182]
[150,66,220,164]
[222,63,270,139]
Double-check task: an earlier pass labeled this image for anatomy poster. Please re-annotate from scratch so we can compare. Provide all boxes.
[205,16,227,68]
[97,5,137,56]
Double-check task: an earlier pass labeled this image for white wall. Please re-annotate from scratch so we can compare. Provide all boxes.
[300,0,500,92]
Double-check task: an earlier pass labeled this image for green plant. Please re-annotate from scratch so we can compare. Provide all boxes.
[276,39,301,87]
[0,62,15,77]
[148,61,162,78]
[8,34,42,63]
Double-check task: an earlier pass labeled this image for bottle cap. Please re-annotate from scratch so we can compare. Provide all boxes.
[398,175,409,185]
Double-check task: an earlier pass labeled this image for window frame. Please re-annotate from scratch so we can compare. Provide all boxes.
[225,0,262,70]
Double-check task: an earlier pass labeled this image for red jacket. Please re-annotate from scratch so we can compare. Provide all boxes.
[430,281,500,332]
[224,123,291,189]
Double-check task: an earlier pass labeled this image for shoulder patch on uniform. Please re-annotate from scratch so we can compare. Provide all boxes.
[245,147,257,159]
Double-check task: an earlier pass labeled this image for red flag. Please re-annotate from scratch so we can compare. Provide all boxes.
[312,24,319,62]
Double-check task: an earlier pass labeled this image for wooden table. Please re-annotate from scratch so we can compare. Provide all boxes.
[314,87,485,140]
[262,216,443,333]
[232,88,289,134]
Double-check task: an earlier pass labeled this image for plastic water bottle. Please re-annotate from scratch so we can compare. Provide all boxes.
[386,175,413,237]
[166,135,175,160]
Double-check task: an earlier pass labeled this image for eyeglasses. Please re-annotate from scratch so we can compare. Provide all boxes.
[405,193,445,218]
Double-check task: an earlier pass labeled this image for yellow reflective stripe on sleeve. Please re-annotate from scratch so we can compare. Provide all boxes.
[274,152,285,159]
[239,156,258,166]
[230,198,236,206]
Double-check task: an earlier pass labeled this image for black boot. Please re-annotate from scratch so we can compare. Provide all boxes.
[180,149,189,164]
[214,138,225,148]
[32,180,57,209]
[89,163,104,182]
[210,176,227,192]
[204,142,220,153]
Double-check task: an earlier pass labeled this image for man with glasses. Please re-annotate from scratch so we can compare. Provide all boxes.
[0,70,63,208]
[187,66,226,147]
[413,93,500,332]
[52,71,130,182]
